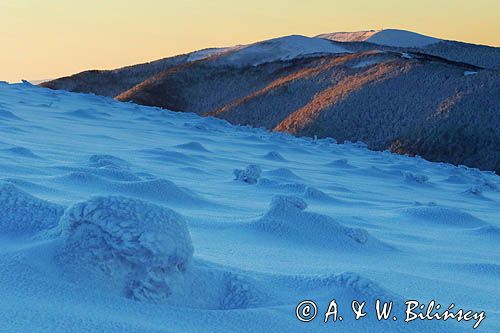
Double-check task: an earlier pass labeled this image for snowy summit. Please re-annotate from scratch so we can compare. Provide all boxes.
[317,29,442,48]
[214,35,351,67]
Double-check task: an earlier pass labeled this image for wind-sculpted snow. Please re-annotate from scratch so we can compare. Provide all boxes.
[303,186,335,201]
[0,83,498,332]
[88,154,131,170]
[1,146,40,158]
[54,173,206,205]
[49,42,498,174]
[264,167,303,180]
[56,196,193,302]
[262,151,287,162]
[254,195,373,247]
[325,159,356,169]
[401,205,486,228]
[0,183,64,235]
[175,141,210,152]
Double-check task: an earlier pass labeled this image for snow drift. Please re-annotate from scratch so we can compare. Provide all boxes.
[0,83,497,332]
[254,195,374,247]
[0,183,64,235]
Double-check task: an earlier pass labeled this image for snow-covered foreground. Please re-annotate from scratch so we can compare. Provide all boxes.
[0,82,498,332]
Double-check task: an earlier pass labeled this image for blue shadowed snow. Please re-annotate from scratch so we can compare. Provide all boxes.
[0,82,498,332]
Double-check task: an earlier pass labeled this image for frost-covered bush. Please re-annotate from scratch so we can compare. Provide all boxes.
[404,172,429,184]
[233,165,262,184]
[57,196,193,302]
[466,186,483,197]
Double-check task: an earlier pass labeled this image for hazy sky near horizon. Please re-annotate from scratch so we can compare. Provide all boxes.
[1,0,499,82]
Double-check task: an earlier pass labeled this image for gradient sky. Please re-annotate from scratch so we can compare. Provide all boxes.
[1,0,499,82]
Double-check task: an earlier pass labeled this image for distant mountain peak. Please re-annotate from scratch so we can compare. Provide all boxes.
[212,34,351,67]
[317,29,442,48]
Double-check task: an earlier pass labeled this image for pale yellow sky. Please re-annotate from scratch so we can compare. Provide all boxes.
[1,0,499,82]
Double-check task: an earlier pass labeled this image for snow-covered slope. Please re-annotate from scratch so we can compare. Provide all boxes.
[316,30,379,42]
[317,29,442,48]
[216,35,351,67]
[0,82,498,332]
[186,46,241,62]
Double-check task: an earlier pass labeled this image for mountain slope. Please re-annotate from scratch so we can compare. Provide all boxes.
[40,54,189,97]
[117,50,500,174]
[212,35,350,67]
[40,31,500,173]
[0,82,498,332]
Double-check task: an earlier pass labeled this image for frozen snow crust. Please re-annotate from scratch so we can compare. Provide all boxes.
[57,196,193,302]
[0,183,64,235]
[0,83,498,332]
[255,195,372,247]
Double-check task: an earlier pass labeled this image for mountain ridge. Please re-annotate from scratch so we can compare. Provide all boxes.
[40,29,500,174]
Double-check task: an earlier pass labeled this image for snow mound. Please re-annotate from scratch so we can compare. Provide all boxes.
[57,196,193,302]
[304,186,334,201]
[139,148,199,164]
[0,183,64,235]
[234,165,262,184]
[1,146,40,158]
[175,142,210,152]
[469,225,500,242]
[88,154,130,170]
[55,171,104,186]
[317,29,441,48]
[325,159,355,169]
[254,195,373,247]
[401,206,485,228]
[262,151,287,162]
[219,35,350,67]
[0,108,24,121]
[82,166,143,182]
[112,179,205,205]
[257,179,307,193]
[264,167,302,180]
[63,109,111,120]
[55,171,205,205]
